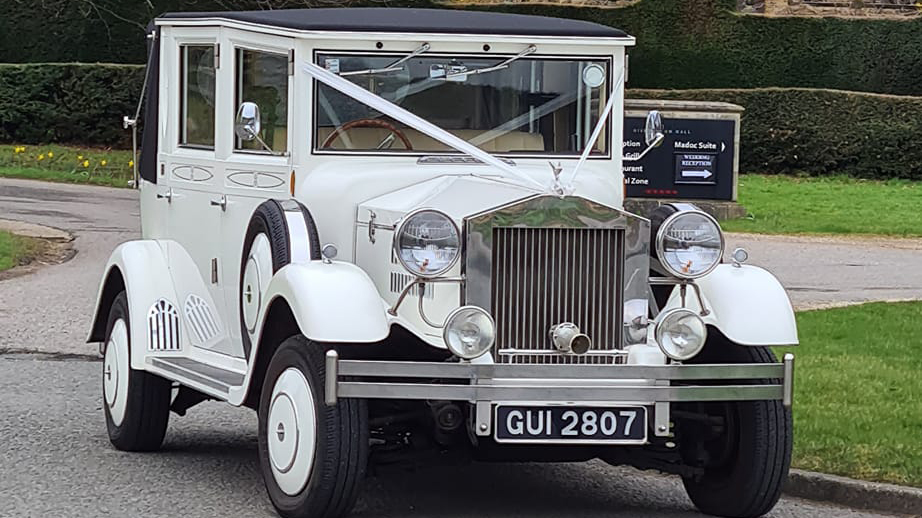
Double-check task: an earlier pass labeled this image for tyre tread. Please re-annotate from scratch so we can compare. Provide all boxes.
[682,342,793,518]
[104,292,171,452]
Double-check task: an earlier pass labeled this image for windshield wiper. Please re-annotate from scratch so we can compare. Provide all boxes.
[339,42,430,77]
[444,45,537,80]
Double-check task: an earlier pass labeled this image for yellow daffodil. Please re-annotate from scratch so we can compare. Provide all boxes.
[101,160,108,166]
[77,155,83,160]
[83,160,89,168]
[128,160,134,168]
[47,151,54,158]
[37,154,44,161]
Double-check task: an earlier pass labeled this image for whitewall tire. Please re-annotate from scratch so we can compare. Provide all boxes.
[258,336,367,518]
[103,291,171,451]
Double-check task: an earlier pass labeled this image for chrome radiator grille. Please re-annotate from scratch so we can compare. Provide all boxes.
[491,227,624,364]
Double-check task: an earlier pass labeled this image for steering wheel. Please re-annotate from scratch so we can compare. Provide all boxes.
[321,118,413,150]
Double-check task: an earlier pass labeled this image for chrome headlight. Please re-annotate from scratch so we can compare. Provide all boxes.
[443,306,495,360]
[394,209,460,278]
[655,209,724,279]
[655,308,707,361]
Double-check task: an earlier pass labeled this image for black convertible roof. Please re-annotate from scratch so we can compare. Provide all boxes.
[159,8,628,38]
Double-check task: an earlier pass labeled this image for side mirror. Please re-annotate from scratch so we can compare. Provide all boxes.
[644,110,665,147]
[623,110,666,162]
[235,102,261,141]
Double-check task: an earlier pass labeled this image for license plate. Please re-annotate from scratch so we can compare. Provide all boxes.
[494,405,647,444]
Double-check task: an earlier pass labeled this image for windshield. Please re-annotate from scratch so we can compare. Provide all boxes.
[313,53,610,156]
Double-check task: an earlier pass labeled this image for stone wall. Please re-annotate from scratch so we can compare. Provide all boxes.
[434,0,640,8]
[752,0,921,17]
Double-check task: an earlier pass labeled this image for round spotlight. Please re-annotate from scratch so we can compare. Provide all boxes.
[443,306,495,360]
[655,308,707,361]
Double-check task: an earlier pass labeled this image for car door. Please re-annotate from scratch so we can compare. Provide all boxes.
[219,35,295,356]
[161,35,238,357]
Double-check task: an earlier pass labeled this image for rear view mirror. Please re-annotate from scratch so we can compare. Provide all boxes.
[644,110,665,147]
[235,101,261,141]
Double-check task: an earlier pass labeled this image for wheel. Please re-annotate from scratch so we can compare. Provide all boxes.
[257,336,367,518]
[240,200,320,359]
[102,291,171,451]
[678,339,792,518]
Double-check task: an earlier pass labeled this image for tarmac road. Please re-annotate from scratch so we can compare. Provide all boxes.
[0,357,900,518]
[0,178,917,517]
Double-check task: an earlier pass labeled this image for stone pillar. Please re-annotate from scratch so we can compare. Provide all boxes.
[763,0,790,15]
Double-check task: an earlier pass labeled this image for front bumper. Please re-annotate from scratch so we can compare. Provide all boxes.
[325,351,794,407]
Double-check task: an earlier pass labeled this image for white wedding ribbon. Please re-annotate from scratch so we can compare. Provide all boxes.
[302,62,547,192]
[562,68,625,190]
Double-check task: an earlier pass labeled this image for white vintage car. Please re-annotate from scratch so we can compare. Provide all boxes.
[89,8,798,518]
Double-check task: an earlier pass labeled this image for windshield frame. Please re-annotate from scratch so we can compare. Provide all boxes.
[309,49,614,160]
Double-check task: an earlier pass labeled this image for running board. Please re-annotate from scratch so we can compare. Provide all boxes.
[148,357,245,397]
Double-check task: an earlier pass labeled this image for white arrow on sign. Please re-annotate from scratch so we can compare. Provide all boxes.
[683,169,713,179]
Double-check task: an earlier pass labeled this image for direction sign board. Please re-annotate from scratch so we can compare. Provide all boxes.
[623,102,741,201]
[675,153,717,185]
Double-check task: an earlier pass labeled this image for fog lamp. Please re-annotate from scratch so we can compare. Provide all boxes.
[443,306,495,360]
[654,308,707,361]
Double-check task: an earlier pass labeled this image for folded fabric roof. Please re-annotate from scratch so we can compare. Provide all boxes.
[159,7,628,38]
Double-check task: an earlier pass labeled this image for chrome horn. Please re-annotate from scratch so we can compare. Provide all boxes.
[549,323,591,355]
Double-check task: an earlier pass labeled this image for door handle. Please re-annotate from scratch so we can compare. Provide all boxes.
[210,195,227,211]
[156,188,173,203]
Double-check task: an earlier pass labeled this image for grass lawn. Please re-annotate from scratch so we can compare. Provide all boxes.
[723,175,922,237]
[788,301,922,487]
[0,230,37,272]
[0,144,133,188]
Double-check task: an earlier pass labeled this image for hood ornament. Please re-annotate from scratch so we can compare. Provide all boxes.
[548,161,569,196]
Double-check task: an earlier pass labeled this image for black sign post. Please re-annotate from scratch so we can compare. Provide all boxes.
[623,100,742,201]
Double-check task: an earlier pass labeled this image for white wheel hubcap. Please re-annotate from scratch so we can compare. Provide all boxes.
[267,367,317,496]
[103,319,130,426]
[243,233,272,333]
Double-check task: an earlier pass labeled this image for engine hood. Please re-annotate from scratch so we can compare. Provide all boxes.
[356,175,538,227]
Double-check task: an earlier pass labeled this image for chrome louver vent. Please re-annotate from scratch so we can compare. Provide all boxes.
[148,299,181,352]
[491,227,624,364]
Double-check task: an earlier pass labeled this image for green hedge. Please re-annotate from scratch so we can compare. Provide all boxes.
[496,0,922,95]
[0,64,144,148]
[630,87,922,180]
[3,63,921,181]
[4,0,922,95]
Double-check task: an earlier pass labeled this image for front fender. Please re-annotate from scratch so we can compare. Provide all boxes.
[664,264,798,346]
[261,261,389,343]
[87,240,179,368]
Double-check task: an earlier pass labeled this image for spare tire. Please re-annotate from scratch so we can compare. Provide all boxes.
[239,200,321,358]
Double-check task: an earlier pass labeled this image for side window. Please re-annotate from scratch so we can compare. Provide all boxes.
[235,49,289,153]
[179,45,216,148]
